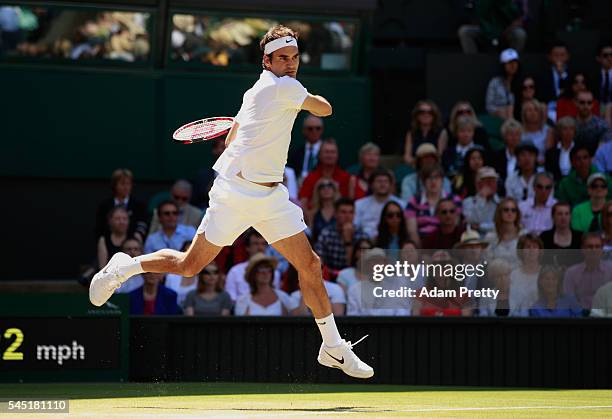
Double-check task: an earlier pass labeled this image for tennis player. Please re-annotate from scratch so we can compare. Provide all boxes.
[90,25,373,379]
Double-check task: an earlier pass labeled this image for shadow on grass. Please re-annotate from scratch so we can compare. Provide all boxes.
[0,382,581,400]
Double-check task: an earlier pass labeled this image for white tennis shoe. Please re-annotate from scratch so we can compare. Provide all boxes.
[317,335,374,379]
[89,252,132,306]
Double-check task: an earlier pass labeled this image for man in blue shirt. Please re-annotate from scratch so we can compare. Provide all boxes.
[144,200,196,254]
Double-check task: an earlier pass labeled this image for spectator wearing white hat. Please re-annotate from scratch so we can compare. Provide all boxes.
[463,166,501,236]
[400,143,451,204]
[486,48,521,120]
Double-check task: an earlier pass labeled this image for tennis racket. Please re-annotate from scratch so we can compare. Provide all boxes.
[172,117,234,144]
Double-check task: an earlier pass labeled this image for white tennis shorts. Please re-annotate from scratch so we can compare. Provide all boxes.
[197,174,307,246]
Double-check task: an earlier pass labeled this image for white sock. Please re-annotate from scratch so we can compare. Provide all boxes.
[315,313,342,347]
[117,256,145,280]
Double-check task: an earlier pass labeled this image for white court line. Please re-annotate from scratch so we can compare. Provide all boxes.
[391,405,612,413]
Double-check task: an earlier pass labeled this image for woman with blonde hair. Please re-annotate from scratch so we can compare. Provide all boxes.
[520,99,554,163]
[403,100,448,166]
[485,197,525,264]
[447,101,490,151]
[306,178,340,242]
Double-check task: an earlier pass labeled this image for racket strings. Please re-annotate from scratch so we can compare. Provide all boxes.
[176,119,232,141]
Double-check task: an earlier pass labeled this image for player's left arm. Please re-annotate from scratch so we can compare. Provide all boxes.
[301,93,332,117]
[225,121,240,147]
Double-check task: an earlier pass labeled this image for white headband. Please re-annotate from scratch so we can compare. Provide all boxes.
[264,36,298,55]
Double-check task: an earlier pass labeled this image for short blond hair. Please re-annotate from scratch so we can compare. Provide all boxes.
[500,118,523,138]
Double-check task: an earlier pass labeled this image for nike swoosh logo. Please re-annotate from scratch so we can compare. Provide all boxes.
[316,322,326,325]
[324,350,344,364]
[286,39,292,43]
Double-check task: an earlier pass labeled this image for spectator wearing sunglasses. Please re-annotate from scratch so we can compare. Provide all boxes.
[519,172,557,235]
[183,262,232,316]
[556,71,600,121]
[144,200,196,254]
[403,100,448,167]
[446,101,490,152]
[571,174,609,233]
[306,178,340,242]
[485,197,525,265]
[354,169,403,239]
[374,201,409,251]
[421,199,464,249]
[574,90,612,155]
[148,180,203,235]
[287,115,324,181]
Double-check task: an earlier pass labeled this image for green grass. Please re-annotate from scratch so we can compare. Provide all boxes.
[0,382,611,418]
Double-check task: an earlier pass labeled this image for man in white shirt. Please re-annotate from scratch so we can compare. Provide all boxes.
[519,172,557,234]
[90,24,372,379]
[354,169,403,239]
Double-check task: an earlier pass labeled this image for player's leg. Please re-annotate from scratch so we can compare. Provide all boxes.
[138,232,222,276]
[89,232,222,306]
[269,231,331,318]
[267,230,373,378]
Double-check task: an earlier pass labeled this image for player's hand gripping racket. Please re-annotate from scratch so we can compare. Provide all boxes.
[173,117,234,144]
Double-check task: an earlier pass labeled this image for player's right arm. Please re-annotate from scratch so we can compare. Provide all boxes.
[301,93,332,117]
[225,121,240,147]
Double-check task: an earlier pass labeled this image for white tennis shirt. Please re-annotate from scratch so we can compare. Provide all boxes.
[213,70,309,183]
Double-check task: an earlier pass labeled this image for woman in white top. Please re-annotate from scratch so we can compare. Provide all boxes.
[509,234,544,316]
[235,253,297,316]
[486,197,525,265]
[336,238,373,292]
[520,99,554,164]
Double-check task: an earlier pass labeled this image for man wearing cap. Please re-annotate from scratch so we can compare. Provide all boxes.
[504,141,539,201]
[519,172,557,234]
[486,48,521,119]
[556,144,610,207]
[400,143,451,204]
[571,173,609,232]
[463,166,501,236]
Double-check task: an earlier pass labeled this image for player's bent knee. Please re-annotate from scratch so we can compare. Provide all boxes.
[296,252,321,276]
[178,255,202,277]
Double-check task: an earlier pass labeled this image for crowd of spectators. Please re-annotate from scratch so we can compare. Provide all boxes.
[0,6,150,61]
[89,36,612,319]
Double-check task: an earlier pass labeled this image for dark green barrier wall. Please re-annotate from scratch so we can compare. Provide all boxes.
[1,65,370,181]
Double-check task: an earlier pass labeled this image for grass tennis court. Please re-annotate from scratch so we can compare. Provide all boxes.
[1,382,612,418]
